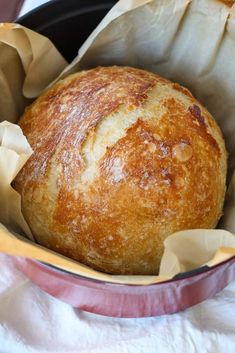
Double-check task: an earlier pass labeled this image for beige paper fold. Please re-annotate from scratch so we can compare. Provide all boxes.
[1,0,235,285]
[0,121,33,238]
[160,230,235,277]
[0,23,67,123]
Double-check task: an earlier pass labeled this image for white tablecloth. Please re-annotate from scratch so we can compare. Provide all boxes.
[0,1,233,352]
[19,0,51,16]
[1,252,235,353]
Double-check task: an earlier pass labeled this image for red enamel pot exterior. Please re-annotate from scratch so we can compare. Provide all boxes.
[13,256,235,318]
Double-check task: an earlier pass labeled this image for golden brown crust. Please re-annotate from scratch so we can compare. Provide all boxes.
[14,66,227,275]
[219,0,234,6]
[17,67,158,184]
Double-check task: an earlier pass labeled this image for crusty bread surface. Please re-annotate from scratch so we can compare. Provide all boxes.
[14,66,227,274]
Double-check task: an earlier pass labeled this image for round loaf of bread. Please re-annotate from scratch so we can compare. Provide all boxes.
[14,66,227,275]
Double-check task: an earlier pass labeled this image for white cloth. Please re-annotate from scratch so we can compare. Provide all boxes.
[1,253,235,353]
[19,0,51,17]
[0,1,232,352]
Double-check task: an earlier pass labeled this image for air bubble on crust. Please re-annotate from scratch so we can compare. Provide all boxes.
[172,142,192,162]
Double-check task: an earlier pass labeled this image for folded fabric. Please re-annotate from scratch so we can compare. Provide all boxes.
[19,0,51,17]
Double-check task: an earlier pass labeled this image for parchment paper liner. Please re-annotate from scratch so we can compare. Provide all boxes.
[1,0,235,285]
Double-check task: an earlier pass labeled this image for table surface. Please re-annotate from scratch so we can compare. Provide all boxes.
[1,1,235,352]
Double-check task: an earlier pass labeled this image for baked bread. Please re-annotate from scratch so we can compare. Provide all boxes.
[14,66,227,275]
[221,0,234,6]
